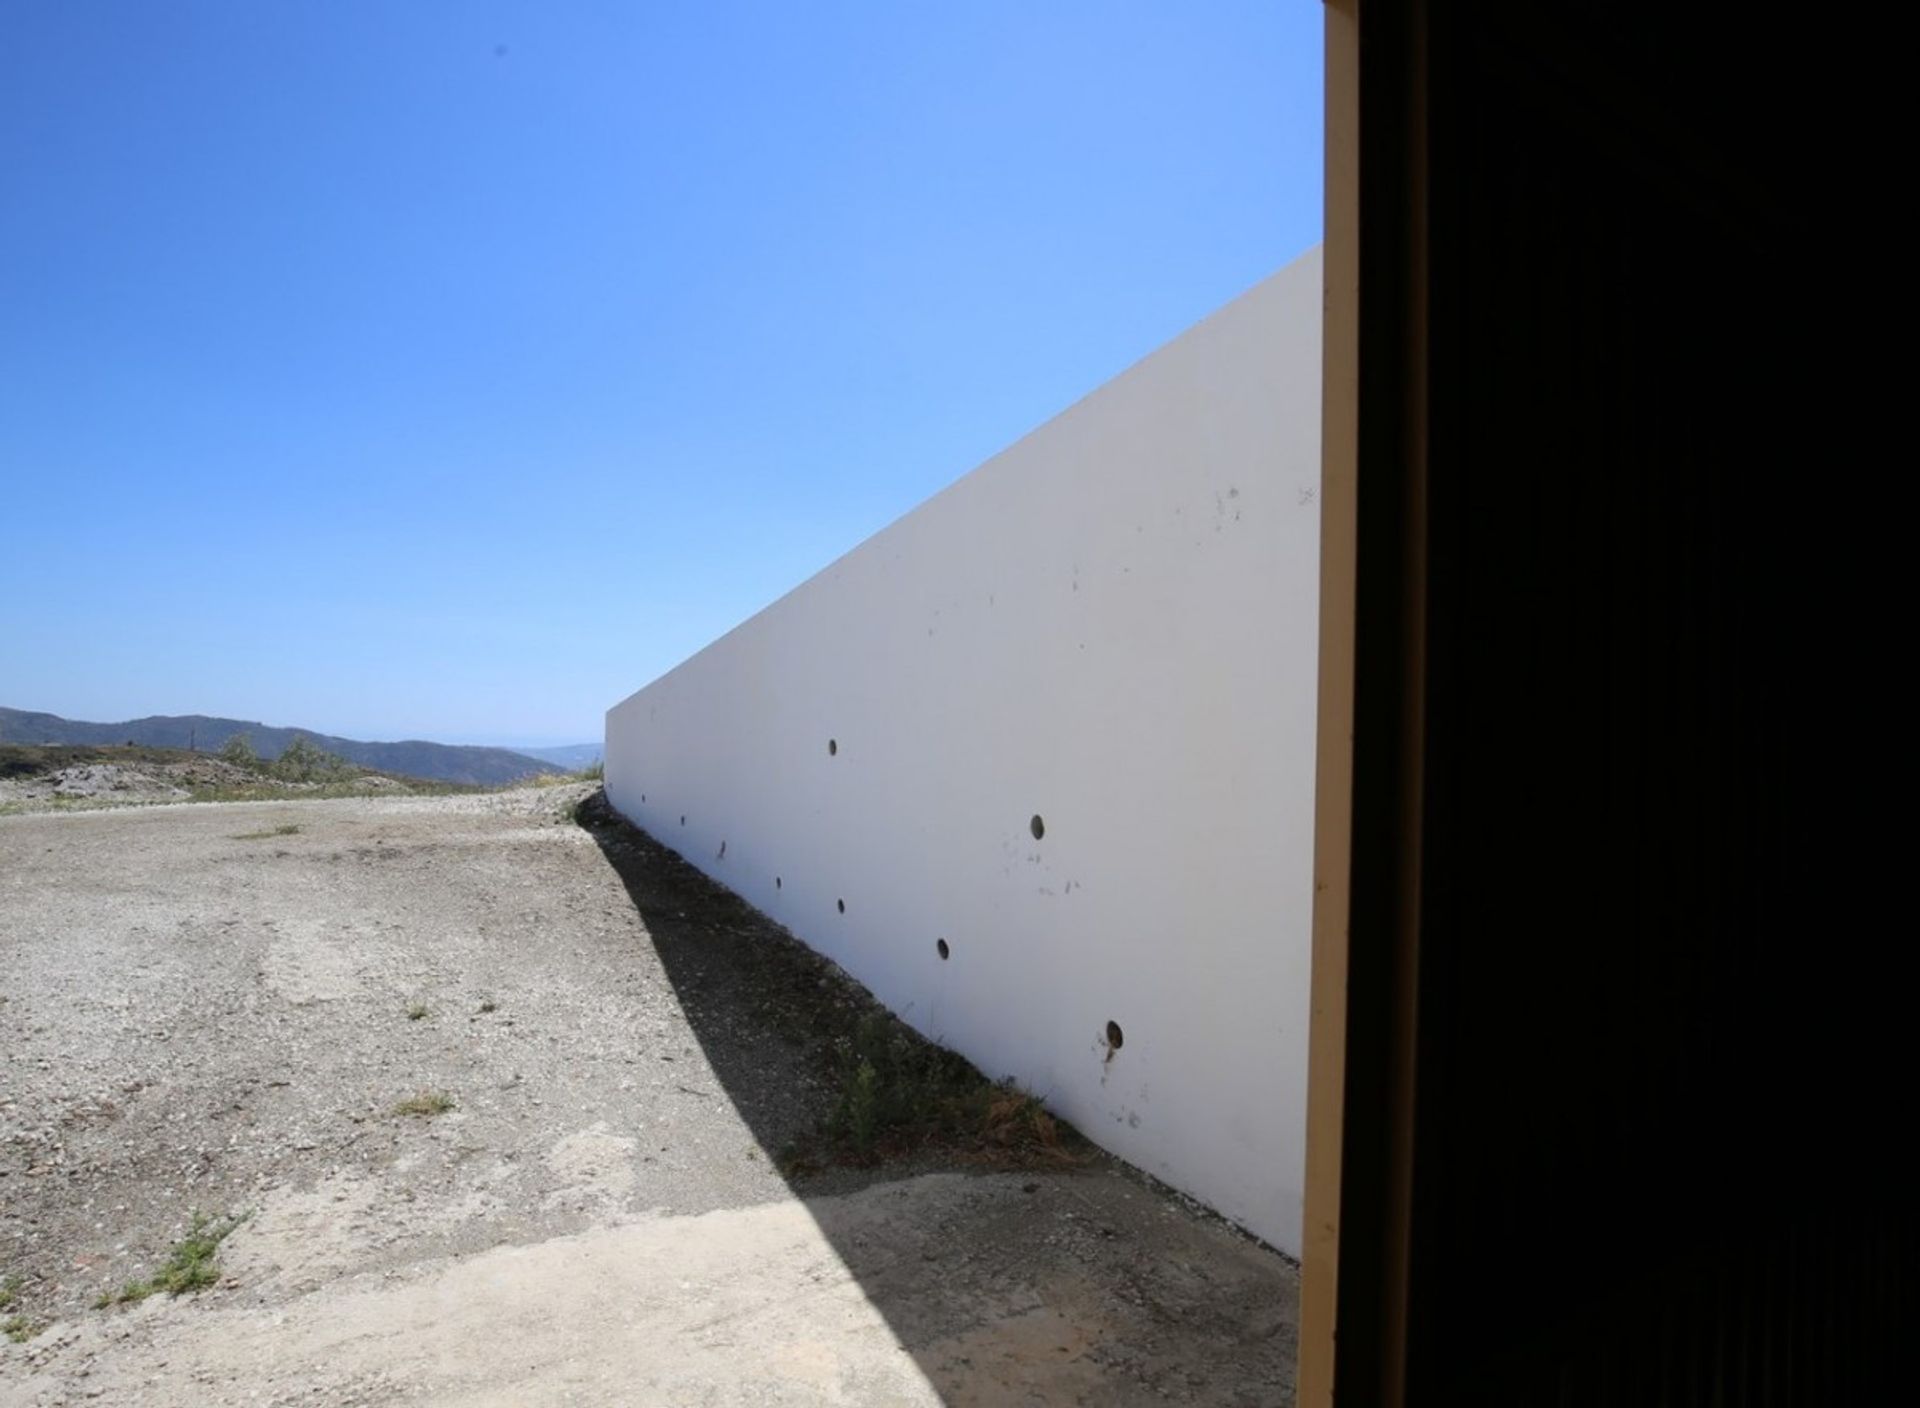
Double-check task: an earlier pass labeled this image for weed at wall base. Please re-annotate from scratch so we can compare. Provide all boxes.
[784,1011,1087,1174]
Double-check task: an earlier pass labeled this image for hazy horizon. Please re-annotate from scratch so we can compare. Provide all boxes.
[3,701,597,753]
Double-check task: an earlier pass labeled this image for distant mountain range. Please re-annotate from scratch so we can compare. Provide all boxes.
[0,707,562,786]
[509,742,602,770]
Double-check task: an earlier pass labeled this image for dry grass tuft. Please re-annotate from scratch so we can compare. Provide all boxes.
[390,1091,455,1118]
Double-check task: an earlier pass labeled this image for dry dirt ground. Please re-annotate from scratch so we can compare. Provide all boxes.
[0,788,1296,1406]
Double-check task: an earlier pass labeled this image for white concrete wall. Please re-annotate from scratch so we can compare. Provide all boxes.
[606,248,1321,1254]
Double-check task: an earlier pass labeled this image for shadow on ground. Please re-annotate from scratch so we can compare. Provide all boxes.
[573,789,1298,1406]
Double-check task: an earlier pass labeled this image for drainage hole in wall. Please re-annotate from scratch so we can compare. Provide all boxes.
[828,738,838,756]
[937,938,950,960]
[837,898,846,914]
[775,876,782,889]
[679,815,686,826]
[1106,1020,1124,1050]
[1030,814,1046,840]
[640,794,646,803]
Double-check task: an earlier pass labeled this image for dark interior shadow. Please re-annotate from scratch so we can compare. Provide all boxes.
[571,789,1299,1406]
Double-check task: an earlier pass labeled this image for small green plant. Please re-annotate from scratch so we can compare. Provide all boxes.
[109,1212,244,1305]
[825,1013,954,1156]
[0,1276,31,1338]
[840,1059,882,1153]
[405,1000,430,1021]
[231,823,300,840]
[391,1091,455,1117]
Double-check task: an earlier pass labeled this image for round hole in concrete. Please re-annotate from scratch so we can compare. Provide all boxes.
[775,876,782,889]
[1030,814,1046,840]
[679,815,686,826]
[828,738,838,756]
[837,898,846,914]
[1106,1020,1124,1050]
[936,938,950,960]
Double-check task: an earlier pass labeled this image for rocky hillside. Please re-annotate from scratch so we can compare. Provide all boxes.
[0,743,459,811]
[0,708,557,786]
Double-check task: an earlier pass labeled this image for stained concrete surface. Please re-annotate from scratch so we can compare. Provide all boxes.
[0,788,1296,1405]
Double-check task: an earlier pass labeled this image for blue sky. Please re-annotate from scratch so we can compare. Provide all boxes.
[0,2,1321,747]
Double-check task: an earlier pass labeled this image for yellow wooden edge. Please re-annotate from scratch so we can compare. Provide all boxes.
[1297,3,1360,1404]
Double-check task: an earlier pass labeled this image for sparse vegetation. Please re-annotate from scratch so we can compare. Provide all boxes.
[525,760,603,789]
[219,732,260,767]
[478,998,498,1013]
[786,1010,1084,1174]
[105,1212,244,1305]
[391,1091,455,1117]
[232,822,301,840]
[405,1001,430,1021]
[268,735,356,784]
[0,1275,36,1342]
[222,733,357,784]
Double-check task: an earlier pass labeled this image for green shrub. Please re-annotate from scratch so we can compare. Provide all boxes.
[219,733,260,768]
[270,736,354,783]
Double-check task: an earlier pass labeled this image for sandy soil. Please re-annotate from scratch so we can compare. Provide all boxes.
[0,788,1296,1406]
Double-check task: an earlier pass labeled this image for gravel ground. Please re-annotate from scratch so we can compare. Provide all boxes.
[0,787,1296,1405]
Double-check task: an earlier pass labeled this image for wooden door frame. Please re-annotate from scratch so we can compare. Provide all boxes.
[1299,2,1428,1402]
